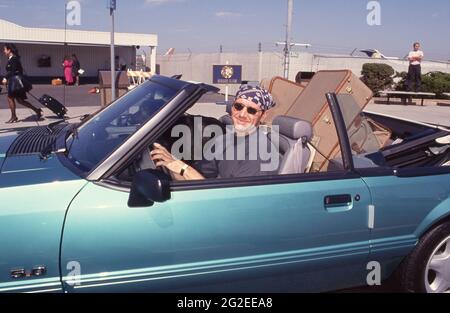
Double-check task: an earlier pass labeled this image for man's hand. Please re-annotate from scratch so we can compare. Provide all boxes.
[150,143,185,175]
[150,142,205,181]
[1,78,6,85]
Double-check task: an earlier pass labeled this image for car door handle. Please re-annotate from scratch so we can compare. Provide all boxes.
[10,268,26,279]
[324,194,353,212]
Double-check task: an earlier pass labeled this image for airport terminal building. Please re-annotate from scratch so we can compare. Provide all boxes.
[0,19,157,83]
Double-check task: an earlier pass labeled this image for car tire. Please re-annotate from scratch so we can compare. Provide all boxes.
[397,221,450,293]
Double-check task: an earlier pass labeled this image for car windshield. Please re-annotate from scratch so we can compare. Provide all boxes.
[65,78,182,173]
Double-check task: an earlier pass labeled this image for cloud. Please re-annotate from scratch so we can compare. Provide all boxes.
[215,11,242,18]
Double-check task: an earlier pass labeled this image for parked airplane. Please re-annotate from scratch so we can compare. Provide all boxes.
[359,49,401,60]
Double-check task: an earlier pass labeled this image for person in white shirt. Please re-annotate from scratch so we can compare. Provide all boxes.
[406,42,424,92]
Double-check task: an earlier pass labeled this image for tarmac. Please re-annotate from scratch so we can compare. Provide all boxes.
[0,84,449,131]
[365,102,450,128]
[0,84,229,130]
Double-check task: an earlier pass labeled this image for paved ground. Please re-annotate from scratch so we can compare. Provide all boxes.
[0,83,229,109]
[0,106,99,131]
[366,102,450,127]
[0,83,231,130]
[1,84,448,128]
[0,84,101,109]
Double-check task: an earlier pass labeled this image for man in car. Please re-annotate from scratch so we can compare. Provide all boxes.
[150,85,279,180]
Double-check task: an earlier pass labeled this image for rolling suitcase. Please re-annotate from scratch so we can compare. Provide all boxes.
[286,70,373,172]
[262,70,376,172]
[260,76,306,124]
[28,93,68,118]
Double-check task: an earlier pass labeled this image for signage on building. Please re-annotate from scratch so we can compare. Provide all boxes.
[213,65,242,84]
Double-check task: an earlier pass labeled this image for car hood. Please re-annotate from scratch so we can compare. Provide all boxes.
[0,128,88,289]
[0,125,83,187]
[0,129,21,171]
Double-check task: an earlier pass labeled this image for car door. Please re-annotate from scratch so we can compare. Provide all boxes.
[60,171,371,293]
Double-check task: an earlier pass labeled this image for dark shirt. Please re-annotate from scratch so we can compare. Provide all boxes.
[72,59,81,74]
[193,128,280,179]
[5,56,24,80]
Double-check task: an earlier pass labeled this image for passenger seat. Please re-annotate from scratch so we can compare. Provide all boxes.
[271,115,313,175]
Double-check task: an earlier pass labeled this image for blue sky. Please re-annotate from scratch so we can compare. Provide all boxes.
[0,0,449,60]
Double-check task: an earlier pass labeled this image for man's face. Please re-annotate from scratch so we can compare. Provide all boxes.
[231,98,265,134]
[414,43,420,51]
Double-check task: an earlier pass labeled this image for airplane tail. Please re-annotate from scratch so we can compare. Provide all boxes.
[164,48,175,56]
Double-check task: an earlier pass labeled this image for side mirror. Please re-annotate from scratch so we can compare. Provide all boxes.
[128,170,171,207]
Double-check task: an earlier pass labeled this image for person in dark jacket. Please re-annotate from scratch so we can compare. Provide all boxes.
[2,43,42,123]
[71,54,81,86]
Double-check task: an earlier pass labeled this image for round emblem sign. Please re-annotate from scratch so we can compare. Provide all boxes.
[221,66,234,79]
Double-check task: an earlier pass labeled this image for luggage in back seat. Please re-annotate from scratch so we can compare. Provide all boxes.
[261,70,388,172]
[260,76,305,124]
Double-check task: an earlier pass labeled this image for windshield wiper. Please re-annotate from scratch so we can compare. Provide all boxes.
[39,122,71,159]
[40,144,66,160]
[46,119,67,134]
[46,113,91,135]
[65,124,80,155]
[40,123,81,160]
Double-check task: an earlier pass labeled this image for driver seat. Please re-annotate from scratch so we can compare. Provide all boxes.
[271,115,313,175]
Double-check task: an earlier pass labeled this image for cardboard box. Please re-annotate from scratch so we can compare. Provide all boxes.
[52,78,63,86]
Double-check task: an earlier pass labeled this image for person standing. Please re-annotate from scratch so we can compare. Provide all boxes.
[71,54,81,86]
[1,43,42,123]
[295,71,302,85]
[62,55,74,85]
[115,55,127,71]
[406,42,424,92]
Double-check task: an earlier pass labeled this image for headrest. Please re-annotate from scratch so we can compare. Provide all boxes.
[272,115,313,141]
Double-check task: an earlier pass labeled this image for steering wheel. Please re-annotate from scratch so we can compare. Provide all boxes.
[134,145,156,171]
[133,144,172,177]
[117,114,136,127]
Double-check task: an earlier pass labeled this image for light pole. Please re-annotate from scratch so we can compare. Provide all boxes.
[108,0,116,101]
[284,0,293,79]
[276,0,311,80]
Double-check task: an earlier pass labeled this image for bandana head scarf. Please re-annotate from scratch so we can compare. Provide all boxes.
[235,85,275,111]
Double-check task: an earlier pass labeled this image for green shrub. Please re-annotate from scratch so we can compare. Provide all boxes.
[394,71,450,98]
[394,71,408,91]
[361,63,395,96]
[422,72,450,97]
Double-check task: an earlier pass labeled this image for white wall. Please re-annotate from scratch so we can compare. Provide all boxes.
[305,54,450,78]
[157,52,450,93]
[157,52,285,95]
[0,43,136,78]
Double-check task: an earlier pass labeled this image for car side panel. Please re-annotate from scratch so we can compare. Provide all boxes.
[61,177,371,292]
[414,198,450,237]
[362,173,450,280]
[0,175,87,293]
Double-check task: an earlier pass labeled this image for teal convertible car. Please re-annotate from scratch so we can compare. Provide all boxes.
[0,75,449,293]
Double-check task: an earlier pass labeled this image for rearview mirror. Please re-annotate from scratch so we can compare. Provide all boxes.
[128,170,171,207]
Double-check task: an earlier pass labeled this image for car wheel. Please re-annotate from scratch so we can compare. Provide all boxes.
[398,221,450,293]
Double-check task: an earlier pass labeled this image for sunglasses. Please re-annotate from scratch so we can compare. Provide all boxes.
[232,102,263,115]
